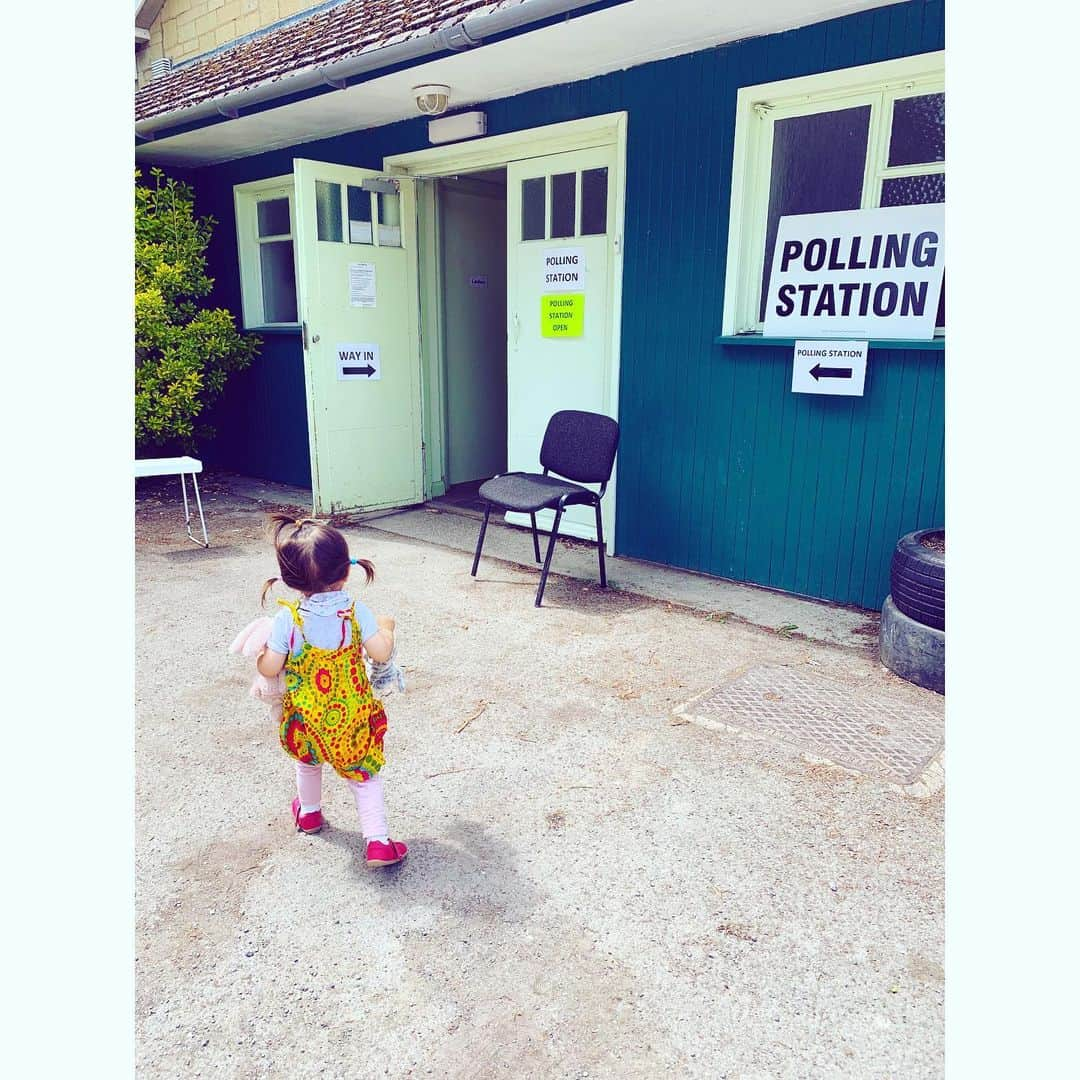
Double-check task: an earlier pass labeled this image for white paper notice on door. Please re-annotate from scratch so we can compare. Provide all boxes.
[542,246,585,290]
[349,262,376,307]
[349,220,373,244]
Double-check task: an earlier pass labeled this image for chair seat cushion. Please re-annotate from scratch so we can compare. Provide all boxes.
[478,472,595,513]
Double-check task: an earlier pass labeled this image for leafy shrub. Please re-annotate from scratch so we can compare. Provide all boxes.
[135,168,259,451]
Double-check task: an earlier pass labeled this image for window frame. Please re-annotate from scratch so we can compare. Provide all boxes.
[233,175,299,330]
[722,52,945,337]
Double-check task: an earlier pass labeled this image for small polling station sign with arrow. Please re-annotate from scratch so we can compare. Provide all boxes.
[792,340,867,396]
[336,343,381,381]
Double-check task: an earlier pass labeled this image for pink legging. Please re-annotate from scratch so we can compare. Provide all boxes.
[295,762,388,839]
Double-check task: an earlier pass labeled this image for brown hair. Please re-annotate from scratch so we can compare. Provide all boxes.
[261,514,374,605]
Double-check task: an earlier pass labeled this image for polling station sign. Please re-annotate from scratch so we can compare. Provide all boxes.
[542,247,585,289]
[542,294,584,337]
[762,204,944,340]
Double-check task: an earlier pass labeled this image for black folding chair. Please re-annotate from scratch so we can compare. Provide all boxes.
[470,409,620,607]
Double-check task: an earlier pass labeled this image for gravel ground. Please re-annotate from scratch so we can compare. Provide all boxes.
[135,480,944,1078]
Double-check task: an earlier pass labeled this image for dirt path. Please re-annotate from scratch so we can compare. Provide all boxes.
[135,487,943,1078]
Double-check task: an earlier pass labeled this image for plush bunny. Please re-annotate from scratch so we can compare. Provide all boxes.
[229,616,405,701]
[228,616,285,703]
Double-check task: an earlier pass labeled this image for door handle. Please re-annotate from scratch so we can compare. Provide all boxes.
[512,312,520,346]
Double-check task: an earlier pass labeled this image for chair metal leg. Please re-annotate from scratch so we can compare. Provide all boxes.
[529,513,541,563]
[594,500,606,588]
[535,505,564,607]
[471,504,492,577]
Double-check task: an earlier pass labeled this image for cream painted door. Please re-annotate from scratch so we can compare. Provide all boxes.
[293,159,423,514]
[506,146,618,542]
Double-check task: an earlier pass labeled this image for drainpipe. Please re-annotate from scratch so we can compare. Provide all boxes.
[135,0,618,141]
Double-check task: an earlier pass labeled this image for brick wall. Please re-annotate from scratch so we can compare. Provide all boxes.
[137,0,319,86]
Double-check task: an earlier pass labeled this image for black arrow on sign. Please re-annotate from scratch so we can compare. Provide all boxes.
[810,363,853,381]
[342,364,376,377]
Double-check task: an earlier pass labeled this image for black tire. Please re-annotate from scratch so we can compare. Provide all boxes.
[889,529,945,631]
[880,595,944,694]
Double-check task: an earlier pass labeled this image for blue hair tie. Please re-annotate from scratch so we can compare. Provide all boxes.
[349,558,361,565]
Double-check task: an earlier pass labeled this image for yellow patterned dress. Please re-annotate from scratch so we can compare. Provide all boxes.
[277,600,387,782]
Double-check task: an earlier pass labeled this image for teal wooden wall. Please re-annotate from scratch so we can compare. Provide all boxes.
[200,331,310,488]
[189,0,945,609]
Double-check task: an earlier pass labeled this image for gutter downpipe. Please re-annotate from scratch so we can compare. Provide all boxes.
[135,0,615,142]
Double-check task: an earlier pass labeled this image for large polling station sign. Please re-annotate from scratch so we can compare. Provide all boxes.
[762,204,944,340]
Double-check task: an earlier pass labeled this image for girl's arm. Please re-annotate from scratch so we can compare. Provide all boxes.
[363,614,396,663]
[257,647,287,677]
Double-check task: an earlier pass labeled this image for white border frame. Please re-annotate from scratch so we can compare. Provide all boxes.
[383,112,628,553]
[722,51,946,336]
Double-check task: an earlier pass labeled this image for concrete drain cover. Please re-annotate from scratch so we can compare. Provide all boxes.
[676,665,943,787]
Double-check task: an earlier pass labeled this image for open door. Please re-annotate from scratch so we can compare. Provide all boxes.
[506,146,618,542]
[293,159,423,515]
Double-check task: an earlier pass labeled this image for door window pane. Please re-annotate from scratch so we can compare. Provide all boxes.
[315,180,343,242]
[581,168,608,235]
[550,172,576,239]
[259,241,297,322]
[346,185,373,244]
[888,93,945,167]
[256,198,290,237]
[378,190,402,247]
[522,177,545,240]
[759,106,871,320]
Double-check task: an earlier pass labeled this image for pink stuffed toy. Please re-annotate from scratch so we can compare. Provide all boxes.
[229,616,285,703]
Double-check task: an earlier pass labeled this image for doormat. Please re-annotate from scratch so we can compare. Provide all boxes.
[674,665,944,791]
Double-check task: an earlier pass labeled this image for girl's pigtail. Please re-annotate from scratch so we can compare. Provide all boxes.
[261,576,280,607]
[350,557,376,585]
[267,512,300,542]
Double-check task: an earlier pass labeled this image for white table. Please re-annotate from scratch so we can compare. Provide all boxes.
[134,455,209,547]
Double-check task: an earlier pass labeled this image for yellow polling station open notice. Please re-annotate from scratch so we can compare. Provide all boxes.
[541,293,584,338]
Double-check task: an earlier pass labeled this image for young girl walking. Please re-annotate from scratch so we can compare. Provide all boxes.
[255,514,408,868]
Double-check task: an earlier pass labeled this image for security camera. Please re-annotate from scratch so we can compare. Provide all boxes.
[413,84,451,116]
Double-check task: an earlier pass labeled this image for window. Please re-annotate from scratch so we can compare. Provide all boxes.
[518,168,609,241]
[234,177,299,328]
[724,54,945,336]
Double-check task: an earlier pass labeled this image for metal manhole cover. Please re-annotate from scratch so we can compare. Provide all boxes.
[676,665,943,787]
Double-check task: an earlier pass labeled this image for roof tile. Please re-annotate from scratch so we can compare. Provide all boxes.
[135,0,513,123]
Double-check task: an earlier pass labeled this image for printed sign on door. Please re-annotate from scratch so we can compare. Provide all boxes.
[336,343,381,380]
[541,294,584,338]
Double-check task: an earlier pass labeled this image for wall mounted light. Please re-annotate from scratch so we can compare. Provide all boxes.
[428,110,487,145]
[413,84,451,115]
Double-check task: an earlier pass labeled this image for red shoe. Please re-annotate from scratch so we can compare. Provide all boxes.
[365,838,408,867]
[291,797,325,834]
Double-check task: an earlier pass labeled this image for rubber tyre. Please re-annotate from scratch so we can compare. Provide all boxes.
[889,529,945,631]
[879,595,944,695]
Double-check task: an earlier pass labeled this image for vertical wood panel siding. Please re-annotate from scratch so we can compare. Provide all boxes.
[189,0,944,609]
[200,333,311,488]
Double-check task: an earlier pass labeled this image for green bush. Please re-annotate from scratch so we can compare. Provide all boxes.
[135,168,259,451]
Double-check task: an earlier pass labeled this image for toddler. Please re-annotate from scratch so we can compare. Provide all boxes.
[255,514,407,868]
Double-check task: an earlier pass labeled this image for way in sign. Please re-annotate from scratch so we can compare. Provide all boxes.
[336,342,382,381]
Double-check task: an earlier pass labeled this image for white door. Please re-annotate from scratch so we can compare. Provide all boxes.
[506,146,619,542]
[293,159,423,515]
